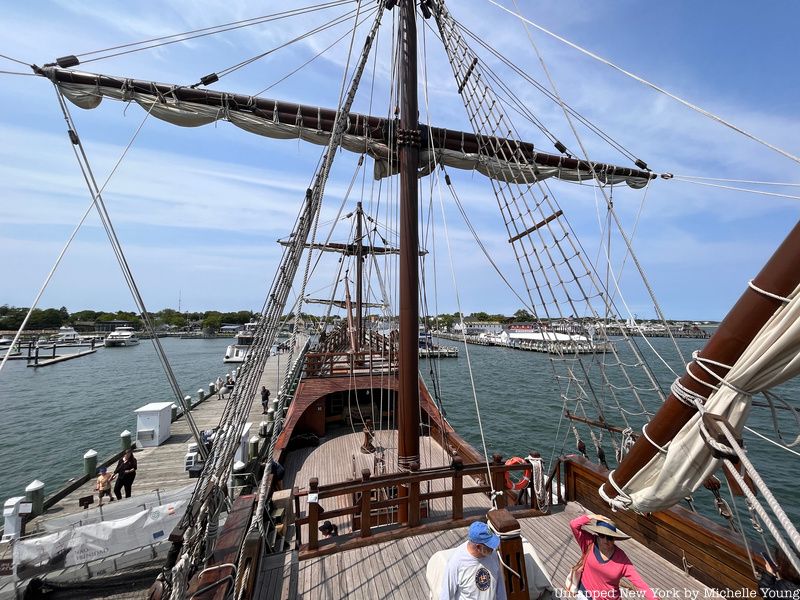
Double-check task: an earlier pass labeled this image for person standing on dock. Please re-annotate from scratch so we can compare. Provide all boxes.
[113,448,138,499]
[440,521,507,600]
[261,386,271,414]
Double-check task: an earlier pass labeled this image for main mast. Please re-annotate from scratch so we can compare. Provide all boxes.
[397,0,421,522]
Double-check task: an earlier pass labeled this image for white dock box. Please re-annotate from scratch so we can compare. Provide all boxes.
[135,402,173,447]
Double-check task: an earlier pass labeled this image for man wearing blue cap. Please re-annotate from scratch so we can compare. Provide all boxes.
[440,521,507,599]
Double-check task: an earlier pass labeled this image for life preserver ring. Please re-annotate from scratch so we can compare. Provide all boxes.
[504,456,532,491]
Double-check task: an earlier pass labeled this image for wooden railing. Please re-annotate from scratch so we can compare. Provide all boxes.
[302,350,397,377]
[291,455,566,557]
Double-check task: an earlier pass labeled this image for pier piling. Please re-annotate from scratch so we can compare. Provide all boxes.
[83,449,97,477]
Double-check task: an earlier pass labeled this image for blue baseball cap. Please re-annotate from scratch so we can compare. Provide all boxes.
[468,521,500,550]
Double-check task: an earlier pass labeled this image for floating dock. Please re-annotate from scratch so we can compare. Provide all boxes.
[26,348,97,367]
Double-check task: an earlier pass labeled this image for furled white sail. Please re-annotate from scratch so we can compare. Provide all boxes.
[611,283,800,513]
[55,79,649,189]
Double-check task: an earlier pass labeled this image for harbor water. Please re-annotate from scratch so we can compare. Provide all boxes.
[1,335,797,530]
[0,337,235,523]
[421,335,800,527]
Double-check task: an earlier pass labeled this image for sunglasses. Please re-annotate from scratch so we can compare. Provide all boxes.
[596,534,615,541]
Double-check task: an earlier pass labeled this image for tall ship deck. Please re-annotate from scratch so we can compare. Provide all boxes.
[2,1,799,599]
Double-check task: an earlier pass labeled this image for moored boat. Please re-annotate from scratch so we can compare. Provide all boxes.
[223,322,258,363]
[103,326,140,347]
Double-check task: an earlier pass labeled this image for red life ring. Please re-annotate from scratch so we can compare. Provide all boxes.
[504,456,532,491]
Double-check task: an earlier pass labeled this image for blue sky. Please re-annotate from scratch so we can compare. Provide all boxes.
[0,1,798,321]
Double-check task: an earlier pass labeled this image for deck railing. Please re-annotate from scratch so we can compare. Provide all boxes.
[291,455,565,555]
[302,350,397,377]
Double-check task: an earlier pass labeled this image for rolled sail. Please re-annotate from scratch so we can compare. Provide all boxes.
[615,282,800,513]
[42,67,653,189]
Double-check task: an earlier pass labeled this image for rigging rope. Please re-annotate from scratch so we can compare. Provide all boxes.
[250,0,387,539]
[46,84,206,454]
[432,0,667,477]
[0,52,31,66]
[58,1,358,66]
[487,0,800,167]
[508,0,682,374]
[670,177,800,201]
[671,175,800,187]
[440,18,642,166]
[744,425,800,458]
[212,5,372,84]
[433,159,498,505]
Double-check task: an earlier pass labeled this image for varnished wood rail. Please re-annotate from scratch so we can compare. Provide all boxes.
[292,455,566,558]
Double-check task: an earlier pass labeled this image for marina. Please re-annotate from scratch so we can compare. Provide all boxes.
[1,2,799,599]
[0,348,297,595]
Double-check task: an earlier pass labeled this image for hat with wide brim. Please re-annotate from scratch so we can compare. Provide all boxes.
[581,518,630,540]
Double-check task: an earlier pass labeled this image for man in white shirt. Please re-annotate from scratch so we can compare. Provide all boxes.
[440,521,508,599]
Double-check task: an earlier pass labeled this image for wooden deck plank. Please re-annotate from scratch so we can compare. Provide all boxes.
[296,502,714,599]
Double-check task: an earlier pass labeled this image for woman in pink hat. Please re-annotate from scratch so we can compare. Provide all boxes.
[569,513,655,600]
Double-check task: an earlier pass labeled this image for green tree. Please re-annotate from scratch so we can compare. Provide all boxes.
[513,309,532,322]
[0,306,27,329]
[468,311,491,321]
[202,313,222,331]
[28,308,65,329]
[71,310,99,322]
[157,308,187,328]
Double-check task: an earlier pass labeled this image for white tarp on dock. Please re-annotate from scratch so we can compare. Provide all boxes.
[13,500,185,576]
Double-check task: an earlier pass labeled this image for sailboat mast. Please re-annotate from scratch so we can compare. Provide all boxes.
[397,0,421,506]
[603,221,800,499]
[356,201,364,350]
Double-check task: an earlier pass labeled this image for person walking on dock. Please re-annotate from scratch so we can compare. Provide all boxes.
[95,467,114,506]
[113,448,138,499]
[261,386,271,414]
[440,521,507,599]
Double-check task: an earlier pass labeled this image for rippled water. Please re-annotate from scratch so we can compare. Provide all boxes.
[2,335,797,531]
[0,338,233,519]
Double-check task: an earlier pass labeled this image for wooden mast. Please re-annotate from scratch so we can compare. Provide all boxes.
[397,0,421,524]
[602,220,800,499]
[356,201,364,350]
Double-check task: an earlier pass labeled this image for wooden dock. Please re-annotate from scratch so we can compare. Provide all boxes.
[25,353,288,533]
[0,344,301,600]
[27,348,97,367]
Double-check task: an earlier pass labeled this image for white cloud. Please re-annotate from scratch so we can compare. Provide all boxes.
[1,1,798,321]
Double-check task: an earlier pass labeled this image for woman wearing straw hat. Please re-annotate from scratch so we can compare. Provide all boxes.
[569,513,656,600]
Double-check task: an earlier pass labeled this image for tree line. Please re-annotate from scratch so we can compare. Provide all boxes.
[7,305,650,333]
[0,305,257,331]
